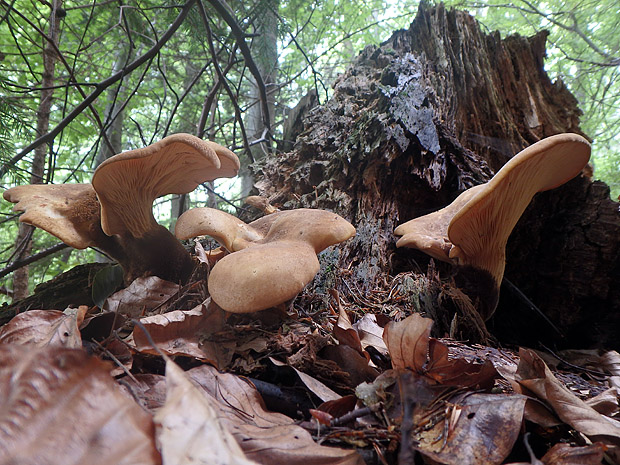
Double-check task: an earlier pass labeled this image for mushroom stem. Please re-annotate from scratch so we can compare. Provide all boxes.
[114,225,195,284]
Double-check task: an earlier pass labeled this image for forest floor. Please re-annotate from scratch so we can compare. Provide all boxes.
[0,251,619,465]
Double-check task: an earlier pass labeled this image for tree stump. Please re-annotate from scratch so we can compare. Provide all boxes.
[253,3,620,348]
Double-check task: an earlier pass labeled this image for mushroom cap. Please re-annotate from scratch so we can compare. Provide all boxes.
[3,183,100,249]
[92,134,240,238]
[448,133,591,285]
[204,140,241,179]
[174,207,263,251]
[244,195,278,214]
[250,209,357,253]
[208,241,320,313]
[177,207,356,313]
[176,207,356,254]
[394,184,487,262]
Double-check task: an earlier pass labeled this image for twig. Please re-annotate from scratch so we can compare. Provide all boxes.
[0,243,68,279]
[502,277,563,336]
[539,343,609,378]
[331,403,381,427]
[205,0,271,135]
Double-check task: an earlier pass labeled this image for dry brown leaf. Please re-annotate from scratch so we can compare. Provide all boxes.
[425,338,498,389]
[353,313,388,356]
[104,276,179,317]
[100,337,134,376]
[0,307,84,348]
[132,302,235,369]
[188,364,364,465]
[119,374,167,414]
[317,395,358,418]
[270,357,341,402]
[541,442,606,465]
[517,348,620,442]
[154,360,257,465]
[600,350,620,376]
[414,392,526,465]
[383,313,433,371]
[321,344,379,387]
[333,304,364,355]
[133,304,211,360]
[0,345,159,465]
[586,388,620,417]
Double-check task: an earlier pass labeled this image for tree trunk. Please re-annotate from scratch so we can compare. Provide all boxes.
[253,3,620,349]
[12,0,63,299]
[241,0,278,198]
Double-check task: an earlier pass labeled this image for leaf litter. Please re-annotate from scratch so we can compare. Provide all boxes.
[0,267,619,465]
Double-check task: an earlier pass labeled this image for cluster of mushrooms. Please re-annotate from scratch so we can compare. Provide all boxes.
[4,132,590,320]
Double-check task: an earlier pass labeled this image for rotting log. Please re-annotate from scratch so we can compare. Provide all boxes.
[253,3,620,348]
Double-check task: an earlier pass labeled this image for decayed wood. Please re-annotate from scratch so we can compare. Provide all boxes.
[253,4,620,348]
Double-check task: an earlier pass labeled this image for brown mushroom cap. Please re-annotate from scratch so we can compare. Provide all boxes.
[92,134,240,238]
[176,207,356,313]
[252,209,357,252]
[447,133,591,285]
[204,140,241,179]
[176,208,356,253]
[208,241,320,313]
[244,195,278,215]
[174,207,263,251]
[3,183,101,249]
[394,184,486,262]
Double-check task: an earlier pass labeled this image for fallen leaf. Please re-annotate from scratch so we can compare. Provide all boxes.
[188,364,364,464]
[541,442,606,465]
[383,313,433,371]
[0,307,84,348]
[0,345,159,465]
[586,388,620,417]
[321,344,379,387]
[600,350,620,376]
[353,313,388,356]
[99,336,133,376]
[425,338,498,389]
[517,348,620,442]
[104,276,179,317]
[355,370,399,407]
[317,395,358,418]
[119,374,167,414]
[154,360,257,465]
[270,357,341,402]
[414,392,526,465]
[333,301,364,355]
[133,304,212,360]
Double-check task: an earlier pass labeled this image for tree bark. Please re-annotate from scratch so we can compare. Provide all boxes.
[253,3,620,348]
[12,0,63,299]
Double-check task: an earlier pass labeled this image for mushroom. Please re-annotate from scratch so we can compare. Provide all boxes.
[4,134,240,284]
[244,195,278,215]
[175,208,356,313]
[394,133,591,320]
